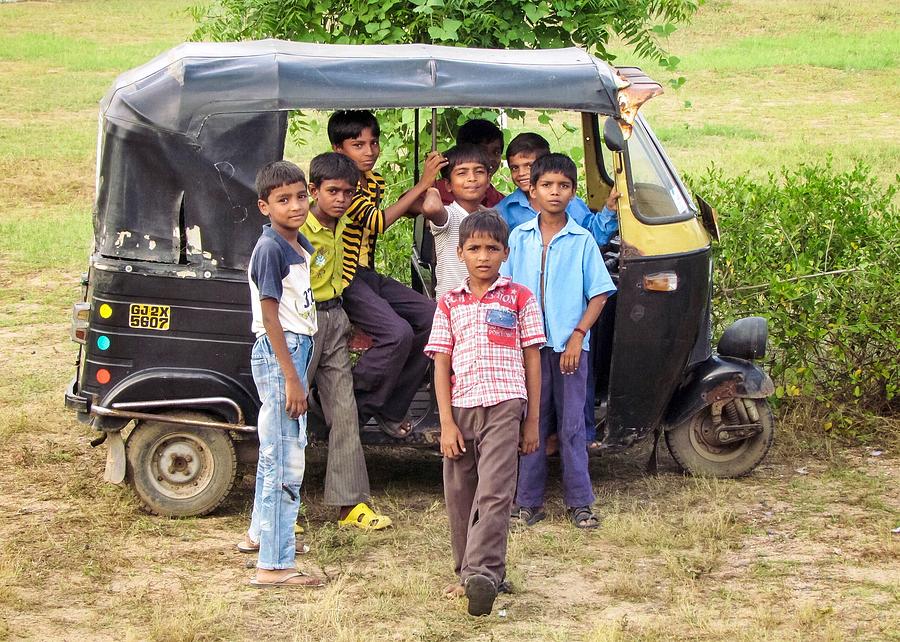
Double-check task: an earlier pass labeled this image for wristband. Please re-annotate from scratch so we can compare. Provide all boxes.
[572,327,587,337]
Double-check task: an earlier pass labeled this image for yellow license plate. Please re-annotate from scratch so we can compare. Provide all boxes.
[128,303,171,331]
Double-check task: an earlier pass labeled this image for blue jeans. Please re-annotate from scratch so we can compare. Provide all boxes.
[248,332,313,570]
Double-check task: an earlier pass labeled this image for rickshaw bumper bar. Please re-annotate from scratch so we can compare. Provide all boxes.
[90,396,257,433]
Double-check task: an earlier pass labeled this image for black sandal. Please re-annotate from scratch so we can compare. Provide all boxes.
[509,505,545,529]
[377,415,413,439]
[568,506,600,529]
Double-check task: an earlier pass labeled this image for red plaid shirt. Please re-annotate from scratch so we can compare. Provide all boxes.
[425,275,546,408]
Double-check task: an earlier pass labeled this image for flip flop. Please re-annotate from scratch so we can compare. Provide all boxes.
[337,502,393,530]
[236,539,310,554]
[249,570,325,588]
[509,505,545,530]
[377,416,413,439]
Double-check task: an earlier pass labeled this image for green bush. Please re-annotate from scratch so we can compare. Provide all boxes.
[689,161,899,439]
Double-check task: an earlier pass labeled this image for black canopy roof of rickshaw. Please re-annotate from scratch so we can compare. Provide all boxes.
[101,40,625,135]
[93,41,646,274]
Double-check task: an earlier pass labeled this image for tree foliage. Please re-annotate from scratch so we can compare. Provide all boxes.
[190,0,698,65]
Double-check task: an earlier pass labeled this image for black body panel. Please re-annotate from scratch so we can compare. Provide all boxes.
[604,247,711,448]
[77,266,258,428]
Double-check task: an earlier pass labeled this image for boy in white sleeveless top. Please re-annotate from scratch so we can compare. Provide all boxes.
[421,145,492,298]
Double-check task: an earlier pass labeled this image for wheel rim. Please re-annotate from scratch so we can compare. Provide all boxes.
[688,410,751,463]
[145,432,216,500]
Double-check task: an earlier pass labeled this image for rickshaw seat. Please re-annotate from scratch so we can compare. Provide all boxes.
[349,326,374,353]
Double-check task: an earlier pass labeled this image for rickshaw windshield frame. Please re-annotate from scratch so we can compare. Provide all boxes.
[623,115,697,225]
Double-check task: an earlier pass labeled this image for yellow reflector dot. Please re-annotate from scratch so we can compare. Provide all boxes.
[99,304,113,318]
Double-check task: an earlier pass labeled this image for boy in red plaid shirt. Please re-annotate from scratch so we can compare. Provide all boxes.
[424,209,545,616]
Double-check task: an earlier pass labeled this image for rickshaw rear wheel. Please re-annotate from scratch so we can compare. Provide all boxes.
[665,399,774,478]
[125,413,237,517]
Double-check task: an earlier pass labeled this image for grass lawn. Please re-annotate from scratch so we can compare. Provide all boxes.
[0,0,897,640]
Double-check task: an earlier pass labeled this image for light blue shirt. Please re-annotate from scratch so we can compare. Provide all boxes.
[496,188,619,245]
[501,214,616,352]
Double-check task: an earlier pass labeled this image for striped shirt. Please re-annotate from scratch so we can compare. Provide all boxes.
[429,201,471,299]
[341,170,386,285]
[425,275,546,408]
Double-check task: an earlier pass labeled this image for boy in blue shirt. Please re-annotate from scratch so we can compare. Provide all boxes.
[243,161,323,587]
[497,132,619,244]
[502,153,616,530]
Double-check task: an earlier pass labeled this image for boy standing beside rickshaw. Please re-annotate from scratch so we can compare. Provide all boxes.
[503,154,616,530]
[300,152,392,530]
[241,161,324,587]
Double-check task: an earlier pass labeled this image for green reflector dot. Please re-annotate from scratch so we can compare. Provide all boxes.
[97,335,110,350]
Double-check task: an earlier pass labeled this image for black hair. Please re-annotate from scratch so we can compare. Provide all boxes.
[530,152,577,187]
[309,152,360,189]
[458,208,510,249]
[440,144,491,180]
[506,132,551,161]
[256,160,307,201]
[456,118,503,146]
[327,110,381,145]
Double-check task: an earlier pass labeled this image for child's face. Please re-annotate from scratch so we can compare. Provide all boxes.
[529,171,575,217]
[457,231,509,283]
[333,127,380,172]
[310,178,357,220]
[479,139,504,176]
[507,151,540,192]
[258,181,309,234]
[448,161,489,208]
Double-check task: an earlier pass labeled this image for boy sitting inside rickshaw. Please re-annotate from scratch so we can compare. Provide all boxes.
[328,110,446,439]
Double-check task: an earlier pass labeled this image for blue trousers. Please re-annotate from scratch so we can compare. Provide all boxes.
[248,332,312,570]
[515,348,595,509]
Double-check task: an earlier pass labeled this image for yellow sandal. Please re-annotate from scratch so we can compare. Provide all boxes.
[338,502,393,530]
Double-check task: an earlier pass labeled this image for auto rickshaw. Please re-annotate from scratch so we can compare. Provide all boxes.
[65,40,774,517]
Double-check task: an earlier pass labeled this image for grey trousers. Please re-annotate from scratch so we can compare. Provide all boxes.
[308,305,370,507]
[444,398,526,587]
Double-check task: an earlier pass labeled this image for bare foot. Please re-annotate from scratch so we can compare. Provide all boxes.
[443,582,464,598]
[546,433,559,456]
[422,186,445,218]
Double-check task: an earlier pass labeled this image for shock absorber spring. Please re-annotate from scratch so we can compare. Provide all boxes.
[722,400,740,425]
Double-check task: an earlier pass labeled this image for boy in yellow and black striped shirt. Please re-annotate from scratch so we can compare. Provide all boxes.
[328,110,445,439]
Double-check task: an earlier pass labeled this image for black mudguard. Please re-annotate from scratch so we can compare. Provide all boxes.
[664,355,774,428]
[93,367,258,431]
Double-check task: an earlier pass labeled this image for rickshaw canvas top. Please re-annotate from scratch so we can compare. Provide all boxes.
[101,40,625,137]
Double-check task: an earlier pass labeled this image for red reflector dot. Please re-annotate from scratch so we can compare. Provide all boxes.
[96,369,111,384]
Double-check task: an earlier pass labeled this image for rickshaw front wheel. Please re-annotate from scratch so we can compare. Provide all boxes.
[665,399,774,478]
[126,413,237,517]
